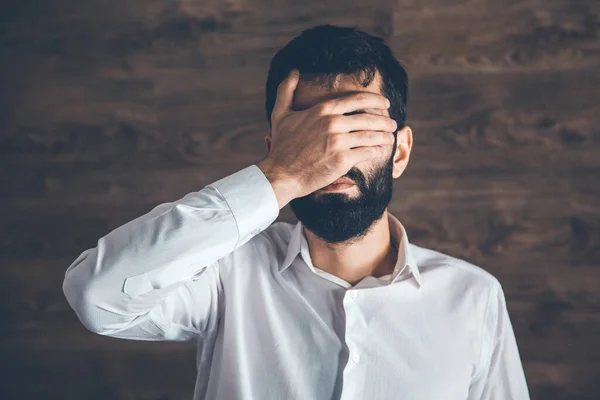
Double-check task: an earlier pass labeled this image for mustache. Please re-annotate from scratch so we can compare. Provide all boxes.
[342,169,367,187]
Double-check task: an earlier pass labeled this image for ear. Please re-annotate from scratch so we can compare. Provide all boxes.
[265,135,272,153]
[392,125,413,179]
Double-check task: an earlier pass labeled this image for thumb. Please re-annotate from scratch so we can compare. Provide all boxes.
[272,69,299,120]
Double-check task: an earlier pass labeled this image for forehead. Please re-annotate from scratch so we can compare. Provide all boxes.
[292,70,387,115]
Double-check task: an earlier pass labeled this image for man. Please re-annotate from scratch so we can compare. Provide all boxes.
[63,25,530,399]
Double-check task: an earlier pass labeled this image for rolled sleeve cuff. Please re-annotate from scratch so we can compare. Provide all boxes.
[210,164,280,247]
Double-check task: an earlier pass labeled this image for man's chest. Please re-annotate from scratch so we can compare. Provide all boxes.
[215,267,479,399]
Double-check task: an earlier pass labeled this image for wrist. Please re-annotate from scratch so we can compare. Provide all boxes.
[256,158,298,209]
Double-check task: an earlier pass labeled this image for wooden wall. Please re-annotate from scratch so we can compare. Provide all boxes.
[1,0,599,399]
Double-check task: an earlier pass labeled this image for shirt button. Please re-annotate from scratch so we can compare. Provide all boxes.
[351,353,360,363]
[350,291,358,299]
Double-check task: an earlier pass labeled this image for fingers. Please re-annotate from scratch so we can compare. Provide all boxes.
[322,92,390,116]
[272,69,300,120]
[330,113,397,134]
[346,143,391,165]
[341,130,396,149]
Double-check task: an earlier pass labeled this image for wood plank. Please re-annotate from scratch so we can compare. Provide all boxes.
[525,362,600,400]
[2,180,598,267]
[2,1,598,78]
[2,147,599,205]
[2,67,599,163]
[0,347,196,400]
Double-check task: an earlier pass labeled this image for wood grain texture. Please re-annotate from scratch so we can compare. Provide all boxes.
[1,0,599,399]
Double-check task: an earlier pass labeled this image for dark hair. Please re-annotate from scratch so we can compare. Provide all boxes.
[265,24,408,133]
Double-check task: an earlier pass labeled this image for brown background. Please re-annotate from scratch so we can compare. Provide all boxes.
[1,0,599,399]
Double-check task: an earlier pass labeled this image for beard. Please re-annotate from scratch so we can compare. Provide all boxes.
[289,149,394,244]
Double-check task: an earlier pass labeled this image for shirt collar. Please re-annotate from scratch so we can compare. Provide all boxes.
[278,213,423,287]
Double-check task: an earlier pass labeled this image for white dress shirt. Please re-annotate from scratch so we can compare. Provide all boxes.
[63,164,530,400]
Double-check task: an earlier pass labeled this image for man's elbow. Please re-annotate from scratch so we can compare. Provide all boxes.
[63,277,100,334]
[62,255,119,335]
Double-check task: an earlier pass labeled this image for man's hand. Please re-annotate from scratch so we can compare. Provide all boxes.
[257,69,397,209]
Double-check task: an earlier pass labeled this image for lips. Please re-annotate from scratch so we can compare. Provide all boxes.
[331,177,355,185]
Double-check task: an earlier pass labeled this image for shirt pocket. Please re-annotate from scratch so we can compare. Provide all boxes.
[123,272,154,296]
[122,264,210,296]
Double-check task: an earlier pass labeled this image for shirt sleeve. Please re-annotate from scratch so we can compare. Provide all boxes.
[62,164,279,341]
[467,280,531,400]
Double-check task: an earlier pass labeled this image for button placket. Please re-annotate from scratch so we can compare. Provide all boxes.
[346,290,363,367]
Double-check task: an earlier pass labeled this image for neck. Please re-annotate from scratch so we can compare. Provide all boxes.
[303,210,398,286]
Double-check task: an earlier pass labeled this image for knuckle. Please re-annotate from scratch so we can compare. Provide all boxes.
[354,93,368,104]
[316,102,330,116]
[370,130,382,142]
[334,152,348,166]
[323,115,338,132]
